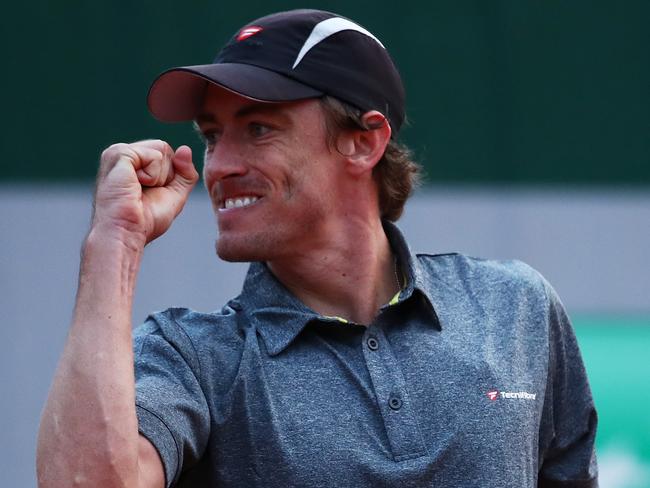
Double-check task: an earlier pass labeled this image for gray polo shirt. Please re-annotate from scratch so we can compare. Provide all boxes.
[134,222,598,487]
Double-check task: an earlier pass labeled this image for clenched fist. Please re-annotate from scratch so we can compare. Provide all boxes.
[92,139,199,248]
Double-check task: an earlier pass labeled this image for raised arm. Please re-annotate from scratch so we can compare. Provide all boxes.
[36,140,199,488]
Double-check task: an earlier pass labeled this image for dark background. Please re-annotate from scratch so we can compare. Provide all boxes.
[2,0,648,183]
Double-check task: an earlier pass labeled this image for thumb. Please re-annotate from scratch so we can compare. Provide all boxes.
[175,144,193,164]
[170,145,199,191]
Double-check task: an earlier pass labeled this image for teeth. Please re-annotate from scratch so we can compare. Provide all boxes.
[224,196,259,209]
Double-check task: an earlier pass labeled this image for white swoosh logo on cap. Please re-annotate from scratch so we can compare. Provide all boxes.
[292,17,385,69]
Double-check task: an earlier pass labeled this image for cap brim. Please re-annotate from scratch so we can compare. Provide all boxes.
[147,63,324,122]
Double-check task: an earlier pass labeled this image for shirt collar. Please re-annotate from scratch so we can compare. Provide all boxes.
[237,220,440,356]
[382,220,440,323]
[238,261,320,356]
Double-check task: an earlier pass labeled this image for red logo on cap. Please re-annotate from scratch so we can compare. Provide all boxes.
[487,390,499,401]
[237,26,263,41]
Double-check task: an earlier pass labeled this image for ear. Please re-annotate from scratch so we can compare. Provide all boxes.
[336,111,392,176]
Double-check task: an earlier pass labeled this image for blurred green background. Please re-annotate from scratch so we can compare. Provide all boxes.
[2,1,648,486]
[2,0,648,184]
[576,317,650,488]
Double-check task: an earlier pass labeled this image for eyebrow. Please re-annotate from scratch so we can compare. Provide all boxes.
[195,101,294,126]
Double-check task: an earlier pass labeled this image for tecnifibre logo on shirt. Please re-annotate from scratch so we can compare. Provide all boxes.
[487,390,537,401]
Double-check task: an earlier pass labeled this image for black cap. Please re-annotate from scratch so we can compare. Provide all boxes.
[147,9,406,133]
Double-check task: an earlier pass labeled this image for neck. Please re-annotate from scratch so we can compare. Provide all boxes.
[267,217,398,325]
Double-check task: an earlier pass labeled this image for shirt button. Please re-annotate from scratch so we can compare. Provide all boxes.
[366,336,379,351]
[389,396,403,411]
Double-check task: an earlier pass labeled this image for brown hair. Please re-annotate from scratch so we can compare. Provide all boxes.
[319,96,422,221]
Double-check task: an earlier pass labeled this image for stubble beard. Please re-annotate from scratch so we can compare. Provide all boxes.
[215,207,326,264]
[215,227,287,263]
[214,174,330,263]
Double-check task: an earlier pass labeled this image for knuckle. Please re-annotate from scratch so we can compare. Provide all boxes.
[132,139,167,150]
[100,143,129,163]
[146,149,162,161]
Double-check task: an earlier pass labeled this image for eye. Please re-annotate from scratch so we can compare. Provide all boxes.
[201,130,221,152]
[248,123,271,138]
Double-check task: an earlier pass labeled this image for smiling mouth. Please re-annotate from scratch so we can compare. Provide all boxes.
[221,196,260,210]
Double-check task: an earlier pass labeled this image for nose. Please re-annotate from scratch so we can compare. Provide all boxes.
[202,138,248,188]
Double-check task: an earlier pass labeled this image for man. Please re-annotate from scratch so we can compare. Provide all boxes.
[37,9,598,488]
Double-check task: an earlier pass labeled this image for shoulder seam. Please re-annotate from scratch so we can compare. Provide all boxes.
[169,308,204,382]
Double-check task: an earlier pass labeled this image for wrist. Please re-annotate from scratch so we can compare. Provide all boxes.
[80,225,146,288]
[77,225,145,311]
[85,221,147,255]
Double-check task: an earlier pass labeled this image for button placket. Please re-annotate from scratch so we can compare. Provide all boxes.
[361,326,426,461]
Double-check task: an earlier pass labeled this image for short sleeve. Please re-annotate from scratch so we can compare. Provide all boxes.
[538,281,598,487]
[133,313,210,488]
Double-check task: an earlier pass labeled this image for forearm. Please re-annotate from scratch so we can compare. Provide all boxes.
[37,227,145,487]
[37,140,196,487]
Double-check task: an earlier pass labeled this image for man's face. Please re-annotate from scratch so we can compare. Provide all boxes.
[197,84,340,262]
